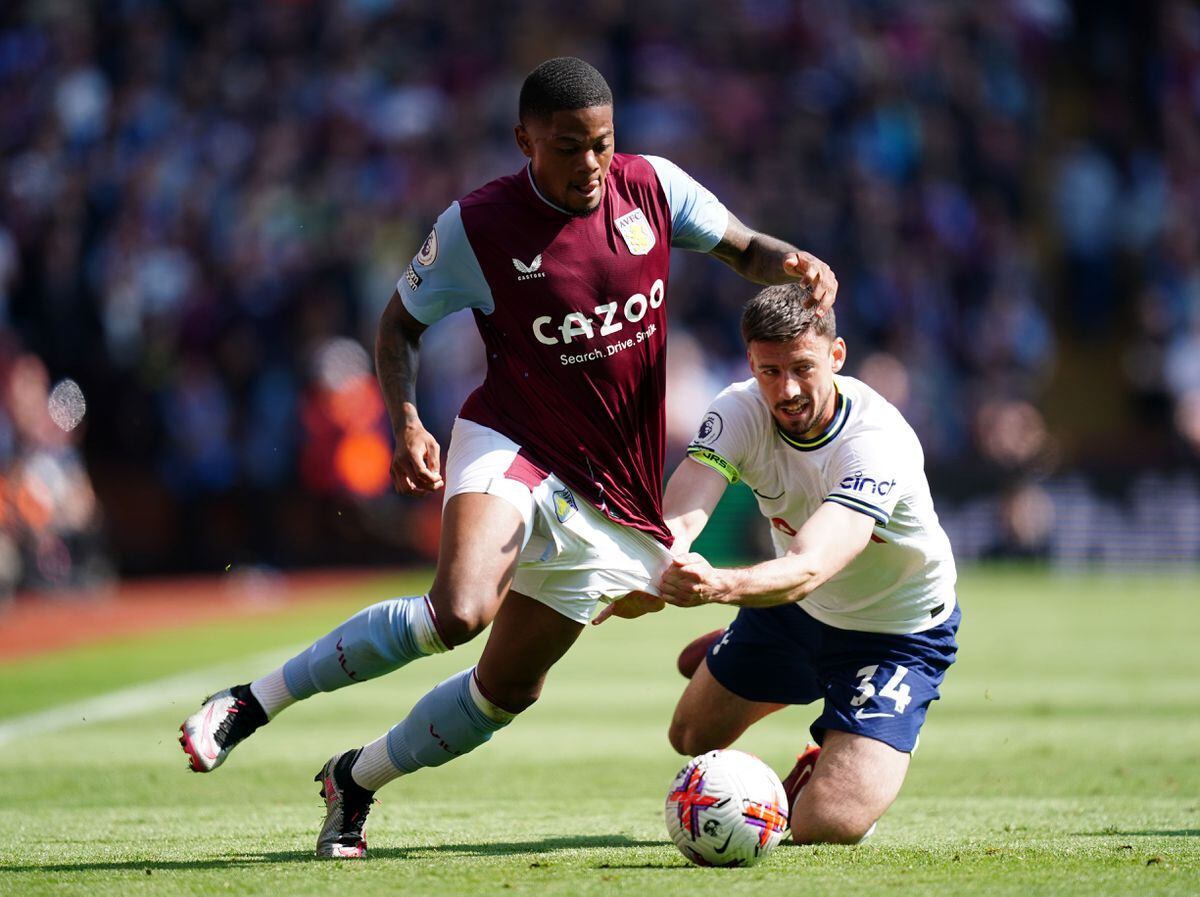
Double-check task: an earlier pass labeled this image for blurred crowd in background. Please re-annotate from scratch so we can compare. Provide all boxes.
[1,0,1198,593]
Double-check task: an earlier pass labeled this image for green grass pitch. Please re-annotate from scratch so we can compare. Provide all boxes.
[1,567,1197,896]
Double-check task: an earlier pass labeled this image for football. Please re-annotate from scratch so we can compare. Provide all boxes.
[664,749,790,867]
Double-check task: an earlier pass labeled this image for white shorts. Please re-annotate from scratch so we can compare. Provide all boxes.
[444,417,673,625]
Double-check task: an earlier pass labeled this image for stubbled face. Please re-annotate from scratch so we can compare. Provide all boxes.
[516,105,615,216]
[748,332,847,438]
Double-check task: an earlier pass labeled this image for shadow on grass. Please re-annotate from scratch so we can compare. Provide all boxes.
[8,834,685,873]
[1079,830,1200,838]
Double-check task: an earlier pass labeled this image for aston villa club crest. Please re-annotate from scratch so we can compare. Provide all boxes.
[552,488,578,523]
[616,208,656,256]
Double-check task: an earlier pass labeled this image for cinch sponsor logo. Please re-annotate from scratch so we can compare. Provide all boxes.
[838,471,896,496]
[533,278,665,346]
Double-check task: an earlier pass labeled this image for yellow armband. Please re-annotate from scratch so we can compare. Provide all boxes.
[686,447,741,484]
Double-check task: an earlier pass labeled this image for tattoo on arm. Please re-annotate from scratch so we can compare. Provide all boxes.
[710,212,802,285]
[375,292,426,431]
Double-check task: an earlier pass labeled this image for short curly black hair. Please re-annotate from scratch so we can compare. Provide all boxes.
[519,57,613,122]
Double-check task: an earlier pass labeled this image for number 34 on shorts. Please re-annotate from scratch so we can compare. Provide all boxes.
[849,664,913,719]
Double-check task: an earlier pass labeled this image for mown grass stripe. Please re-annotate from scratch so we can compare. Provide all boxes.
[0,647,295,747]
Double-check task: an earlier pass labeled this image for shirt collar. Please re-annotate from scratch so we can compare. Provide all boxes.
[526,163,573,216]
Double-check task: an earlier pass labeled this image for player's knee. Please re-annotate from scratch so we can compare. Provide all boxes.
[791,813,875,845]
[790,798,878,845]
[473,671,544,715]
[438,611,488,646]
[485,681,541,714]
[428,594,493,646]
[667,717,716,756]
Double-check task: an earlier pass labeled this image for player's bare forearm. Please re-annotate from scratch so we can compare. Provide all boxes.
[663,457,729,556]
[709,213,838,311]
[375,291,426,434]
[710,226,799,284]
[376,291,443,493]
[662,502,875,608]
[661,553,819,609]
[722,554,829,606]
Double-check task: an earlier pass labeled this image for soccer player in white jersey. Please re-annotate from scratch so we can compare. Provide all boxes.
[599,282,959,844]
[178,58,838,857]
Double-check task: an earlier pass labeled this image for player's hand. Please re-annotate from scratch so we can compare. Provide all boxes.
[591,590,667,625]
[660,553,735,607]
[783,251,837,317]
[391,423,444,495]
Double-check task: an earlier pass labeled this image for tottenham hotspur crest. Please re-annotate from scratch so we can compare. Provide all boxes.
[616,208,656,256]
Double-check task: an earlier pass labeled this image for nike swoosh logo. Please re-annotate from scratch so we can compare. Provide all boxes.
[854,709,895,720]
[711,831,735,854]
[752,488,784,500]
[200,704,219,759]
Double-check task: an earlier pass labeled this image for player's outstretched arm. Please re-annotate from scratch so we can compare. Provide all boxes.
[591,458,729,625]
[708,213,838,314]
[376,290,444,495]
[663,456,730,556]
[660,501,875,609]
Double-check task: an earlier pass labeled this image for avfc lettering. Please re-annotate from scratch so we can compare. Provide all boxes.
[839,471,897,497]
[533,279,665,346]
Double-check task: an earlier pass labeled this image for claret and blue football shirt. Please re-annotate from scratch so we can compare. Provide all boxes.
[398,153,729,546]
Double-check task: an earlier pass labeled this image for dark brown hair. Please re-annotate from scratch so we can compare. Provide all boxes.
[740,282,836,345]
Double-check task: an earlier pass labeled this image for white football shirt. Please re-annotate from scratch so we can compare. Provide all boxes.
[687,375,957,634]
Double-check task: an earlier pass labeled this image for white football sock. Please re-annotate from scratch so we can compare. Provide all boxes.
[249,668,297,719]
[351,733,403,791]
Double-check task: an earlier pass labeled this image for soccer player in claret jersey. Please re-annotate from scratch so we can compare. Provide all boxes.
[178,57,838,857]
[597,283,960,845]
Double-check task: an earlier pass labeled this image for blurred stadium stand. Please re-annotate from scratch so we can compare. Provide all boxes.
[1,0,1197,594]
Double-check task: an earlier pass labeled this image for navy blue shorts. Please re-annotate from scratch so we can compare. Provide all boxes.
[705,603,961,753]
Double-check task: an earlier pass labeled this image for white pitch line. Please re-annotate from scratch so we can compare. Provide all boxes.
[0,648,297,748]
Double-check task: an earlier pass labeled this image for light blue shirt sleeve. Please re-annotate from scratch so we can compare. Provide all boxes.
[396,201,495,326]
[642,155,730,252]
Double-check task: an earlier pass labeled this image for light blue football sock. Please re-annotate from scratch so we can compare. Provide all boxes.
[379,667,517,780]
[280,596,448,700]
